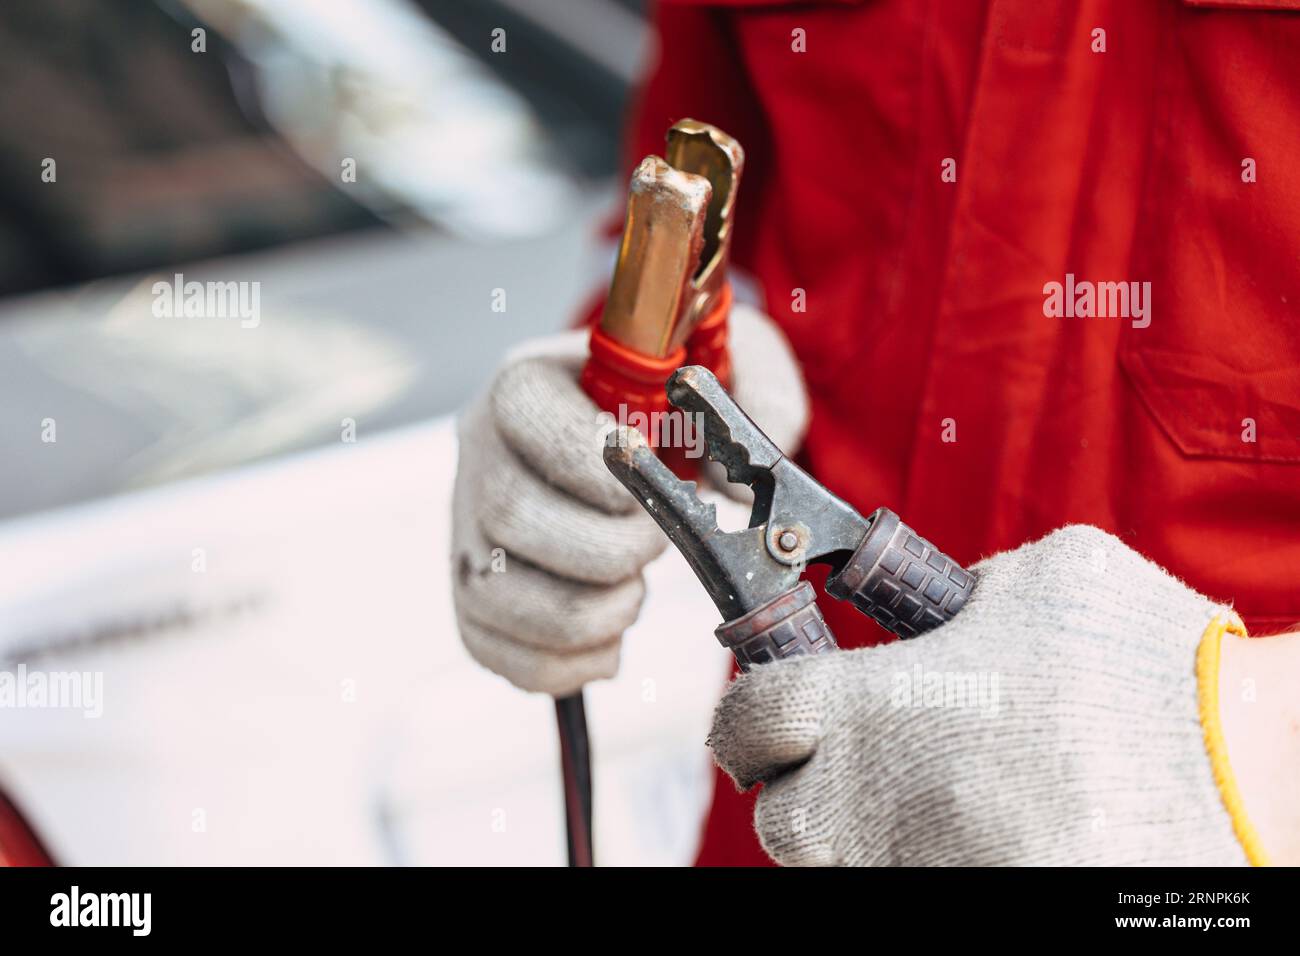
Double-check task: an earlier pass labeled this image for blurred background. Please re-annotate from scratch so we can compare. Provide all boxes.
[1,0,652,515]
[0,0,736,866]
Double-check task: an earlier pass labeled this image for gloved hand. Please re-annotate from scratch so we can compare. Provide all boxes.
[709,525,1258,866]
[452,304,808,696]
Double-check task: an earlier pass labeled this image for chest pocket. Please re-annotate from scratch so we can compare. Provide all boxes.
[1120,1,1300,463]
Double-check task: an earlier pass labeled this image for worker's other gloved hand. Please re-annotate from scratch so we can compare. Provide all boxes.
[452,306,807,696]
[709,526,1253,866]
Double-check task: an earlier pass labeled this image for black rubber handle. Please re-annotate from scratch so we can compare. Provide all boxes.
[715,581,837,670]
[825,507,974,638]
[715,510,974,668]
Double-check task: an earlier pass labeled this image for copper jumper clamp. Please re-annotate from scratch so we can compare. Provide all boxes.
[580,120,743,445]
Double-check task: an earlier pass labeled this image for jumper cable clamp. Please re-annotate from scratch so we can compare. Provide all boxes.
[604,366,977,666]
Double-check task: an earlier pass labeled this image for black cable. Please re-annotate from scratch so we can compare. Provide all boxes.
[554,693,593,867]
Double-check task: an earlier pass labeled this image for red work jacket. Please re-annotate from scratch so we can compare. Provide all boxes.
[625,0,1300,866]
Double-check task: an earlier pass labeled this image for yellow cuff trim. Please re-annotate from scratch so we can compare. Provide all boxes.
[1196,612,1270,867]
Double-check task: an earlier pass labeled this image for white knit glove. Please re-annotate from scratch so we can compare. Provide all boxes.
[709,526,1250,866]
[452,304,808,696]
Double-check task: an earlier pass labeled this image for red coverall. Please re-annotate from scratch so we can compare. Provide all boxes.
[624,0,1300,866]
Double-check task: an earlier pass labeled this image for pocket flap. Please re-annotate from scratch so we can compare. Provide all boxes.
[1122,347,1300,462]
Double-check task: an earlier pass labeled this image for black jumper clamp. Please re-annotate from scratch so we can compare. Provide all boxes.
[603,366,977,666]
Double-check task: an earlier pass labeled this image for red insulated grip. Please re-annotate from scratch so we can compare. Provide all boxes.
[684,283,733,391]
[580,325,684,428]
[581,286,732,478]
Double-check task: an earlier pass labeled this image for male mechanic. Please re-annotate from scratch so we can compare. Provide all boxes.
[452,0,1300,866]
